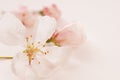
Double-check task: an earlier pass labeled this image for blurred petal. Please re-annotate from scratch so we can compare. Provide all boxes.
[35,16,57,44]
[12,51,61,79]
[13,8,38,28]
[0,13,26,45]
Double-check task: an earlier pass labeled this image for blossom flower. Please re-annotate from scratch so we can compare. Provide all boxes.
[0,13,66,79]
[13,6,38,28]
[47,22,86,47]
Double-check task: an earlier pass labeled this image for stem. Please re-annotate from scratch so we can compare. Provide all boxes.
[0,56,13,60]
[46,39,61,47]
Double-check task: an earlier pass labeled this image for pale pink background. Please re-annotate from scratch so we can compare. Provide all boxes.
[0,0,120,80]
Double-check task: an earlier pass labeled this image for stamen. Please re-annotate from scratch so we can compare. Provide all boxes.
[23,35,49,65]
[30,35,32,38]
[32,43,34,45]
[38,61,40,64]
[26,37,29,42]
[43,44,46,47]
[37,41,40,44]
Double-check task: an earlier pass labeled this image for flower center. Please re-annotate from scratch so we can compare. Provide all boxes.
[23,35,49,65]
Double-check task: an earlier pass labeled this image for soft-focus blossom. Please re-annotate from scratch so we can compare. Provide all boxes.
[43,4,61,21]
[13,6,38,28]
[48,22,86,47]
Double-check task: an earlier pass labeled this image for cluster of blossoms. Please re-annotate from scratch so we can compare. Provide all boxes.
[0,4,86,65]
[0,4,86,80]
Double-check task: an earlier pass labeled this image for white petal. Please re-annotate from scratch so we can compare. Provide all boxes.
[0,13,26,45]
[35,16,57,44]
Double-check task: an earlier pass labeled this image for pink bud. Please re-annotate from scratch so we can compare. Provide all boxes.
[51,22,86,47]
[43,4,61,20]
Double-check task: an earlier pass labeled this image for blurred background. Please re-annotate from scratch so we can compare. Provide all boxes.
[0,0,120,80]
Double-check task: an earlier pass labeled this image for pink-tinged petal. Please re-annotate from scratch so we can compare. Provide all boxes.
[19,6,28,12]
[52,4,57,8]
[51,22,86,47]
[43,4,61,21]
[43,7,52,16]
